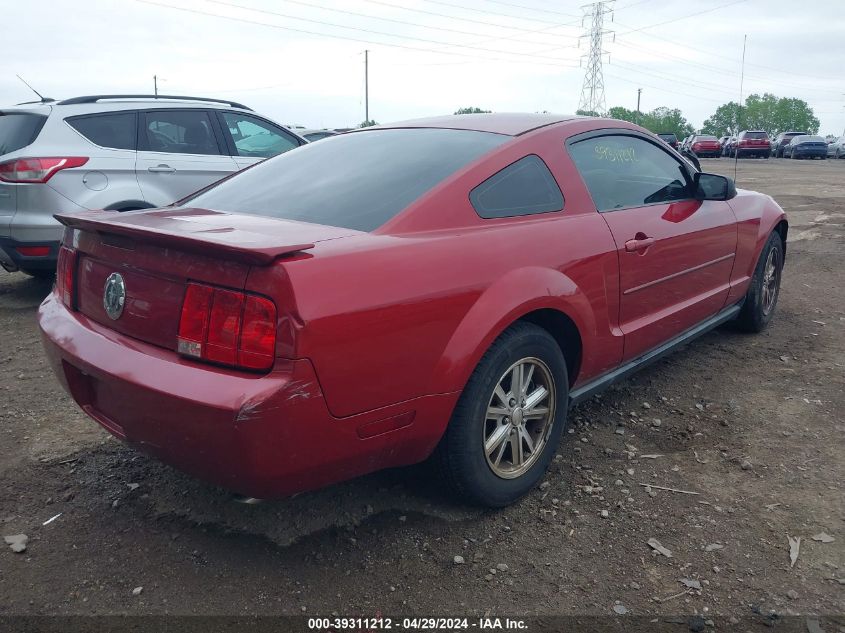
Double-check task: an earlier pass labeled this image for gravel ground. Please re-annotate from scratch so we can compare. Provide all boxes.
[0,158,843,625]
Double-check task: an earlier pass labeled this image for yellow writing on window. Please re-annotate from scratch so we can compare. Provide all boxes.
[593,144,637,162]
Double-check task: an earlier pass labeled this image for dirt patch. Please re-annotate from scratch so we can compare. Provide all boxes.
[0,158,843,619]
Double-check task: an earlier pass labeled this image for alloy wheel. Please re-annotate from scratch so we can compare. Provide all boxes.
[483,357,556,479]
[761,247,780,316]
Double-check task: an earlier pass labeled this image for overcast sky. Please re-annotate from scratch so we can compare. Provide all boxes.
[4,0,844,134]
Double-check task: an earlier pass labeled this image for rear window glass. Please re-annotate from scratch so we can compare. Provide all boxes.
[694,135,717,141]
[470,155,563,219]
[798,136,825,143]
[184,128,509,231]
[67,112,137,150]
[657,134,677,141]
[742,131,769,139]
[0,113,47,156]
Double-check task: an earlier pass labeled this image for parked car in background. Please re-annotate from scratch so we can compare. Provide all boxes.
[301,129,339,142]
[723,136,737,157]
[733,131,771,158]
[718,136,730,152]
[656,132,679,150]
[783,135,828,160]
[771,131,806,157]
[690,135,721,158]
[38,113,787,507]
[0,95,306,276]
[827,135,845,158]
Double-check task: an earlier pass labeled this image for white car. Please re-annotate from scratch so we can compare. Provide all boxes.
[0,94,306,276]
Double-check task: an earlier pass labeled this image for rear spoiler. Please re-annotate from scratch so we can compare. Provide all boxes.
[55,209,315,266]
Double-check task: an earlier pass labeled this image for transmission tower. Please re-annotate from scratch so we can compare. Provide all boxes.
[577,1,614,115]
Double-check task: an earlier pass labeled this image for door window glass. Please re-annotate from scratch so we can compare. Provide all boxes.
[568,135,692,212]
[143,110,221,155]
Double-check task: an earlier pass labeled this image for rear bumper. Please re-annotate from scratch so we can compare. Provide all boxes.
[0,236,60,272]
[38,292,457,498]
[792,149,826,157]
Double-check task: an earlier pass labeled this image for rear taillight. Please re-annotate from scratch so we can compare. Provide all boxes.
[55,246,77,308]
[177,282,277,371]
[0,157,89,183]
[15,245,51,257]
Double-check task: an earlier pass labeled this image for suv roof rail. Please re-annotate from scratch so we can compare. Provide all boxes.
[55,94,252,110]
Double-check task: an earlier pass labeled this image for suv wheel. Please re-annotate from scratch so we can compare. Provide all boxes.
[433,323,568,507]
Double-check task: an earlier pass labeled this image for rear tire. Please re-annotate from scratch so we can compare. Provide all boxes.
[433,323,568,507]
[735,231,784,333]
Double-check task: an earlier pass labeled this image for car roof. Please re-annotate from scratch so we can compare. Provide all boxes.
[371,113,583,136]
[5,95,254,115]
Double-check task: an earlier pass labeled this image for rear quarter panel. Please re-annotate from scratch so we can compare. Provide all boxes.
[272,126,624,419]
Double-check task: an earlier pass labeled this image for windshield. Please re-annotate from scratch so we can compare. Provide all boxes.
[0,112,47,156]
[185,128,509,232]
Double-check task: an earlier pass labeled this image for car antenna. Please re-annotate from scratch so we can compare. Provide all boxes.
[15,74,53,103]
[734,34,747,184]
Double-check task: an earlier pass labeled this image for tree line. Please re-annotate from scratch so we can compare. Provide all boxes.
[577,94,818,138]
[368,95,819,138]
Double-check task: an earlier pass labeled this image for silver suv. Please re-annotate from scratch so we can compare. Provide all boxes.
[0,94,306,276]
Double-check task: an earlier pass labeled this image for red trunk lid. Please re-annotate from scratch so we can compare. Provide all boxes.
[57,208,356,351]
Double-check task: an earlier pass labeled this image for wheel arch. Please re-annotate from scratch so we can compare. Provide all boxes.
[425,266,593,399]
[774,218,788,261]
[103,200,156,212]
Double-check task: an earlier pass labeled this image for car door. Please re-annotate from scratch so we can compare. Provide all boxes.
[214,111,304,170]
[567,131,738,361]
[135,109,239,207]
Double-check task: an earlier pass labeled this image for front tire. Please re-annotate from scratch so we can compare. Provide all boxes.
[735,231,784,333]
[433,323,568,507]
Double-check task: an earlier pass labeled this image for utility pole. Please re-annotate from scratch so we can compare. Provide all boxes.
[364,50,369,123]
[154,75,158,97]
[577,1,614,116]
[636,88,642,120]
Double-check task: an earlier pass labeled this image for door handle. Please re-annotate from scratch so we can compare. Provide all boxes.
[625,236,655,252]
[147,164,175,173]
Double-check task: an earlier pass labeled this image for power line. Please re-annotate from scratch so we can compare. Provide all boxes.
[612,17,836,83]
[477,0,581,19]
[203,0,578,61]
[424,0,580,24]
[611,32,844,97]
[136,0,580,67]
[362,0,583,34]
[214,0,580,48]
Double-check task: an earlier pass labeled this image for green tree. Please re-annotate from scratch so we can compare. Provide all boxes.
[358,119,378,128]
[701,94,818,137]
[575,108,600,117]
[605,105,694,139]
[454,107,491,115]
[701,101,743,136]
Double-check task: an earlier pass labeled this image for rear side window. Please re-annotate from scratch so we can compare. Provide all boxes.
[0,113,47,156]
[470,155,563,219]
[67,112,137,150]
[142,110,221,155]
[184,128,509,232]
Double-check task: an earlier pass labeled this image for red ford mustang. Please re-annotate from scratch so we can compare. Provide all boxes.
[38,114,787,507]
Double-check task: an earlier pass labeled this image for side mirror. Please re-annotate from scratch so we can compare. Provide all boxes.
[694,172,737,201]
